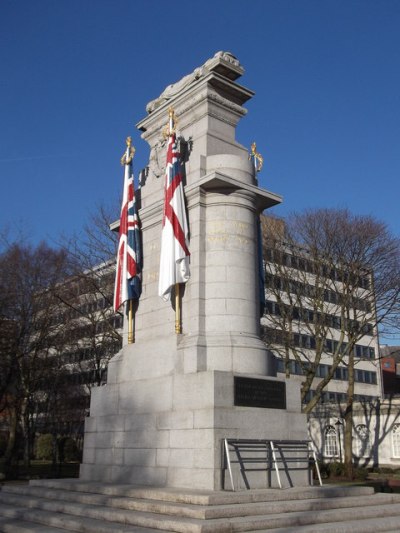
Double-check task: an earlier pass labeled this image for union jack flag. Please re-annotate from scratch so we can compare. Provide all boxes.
[158,133,190,301]
[114,152,141,311]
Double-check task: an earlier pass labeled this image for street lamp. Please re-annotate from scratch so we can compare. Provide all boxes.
[335,419,343,463]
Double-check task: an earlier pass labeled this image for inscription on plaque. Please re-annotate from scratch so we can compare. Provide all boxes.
[234,377,286,409]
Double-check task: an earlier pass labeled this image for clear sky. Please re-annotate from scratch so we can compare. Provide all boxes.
[1,0,399,245]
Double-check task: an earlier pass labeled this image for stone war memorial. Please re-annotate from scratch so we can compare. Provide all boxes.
[4,53,400,533]
[80,51,309,491]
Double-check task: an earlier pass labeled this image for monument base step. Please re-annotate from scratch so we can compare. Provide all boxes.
[0,480,400,532]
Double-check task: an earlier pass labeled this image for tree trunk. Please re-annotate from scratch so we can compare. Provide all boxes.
[344,351,355,479]
[21,401,31,468]
[3,405,18,467]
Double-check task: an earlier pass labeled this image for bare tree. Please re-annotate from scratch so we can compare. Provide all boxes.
[56,202,122,393]
[52,264,122,392]
[0,318,19,464]
[262,209,400,477]
[0,242,72,466]
[0,203,122,471]
[68,202,120,268]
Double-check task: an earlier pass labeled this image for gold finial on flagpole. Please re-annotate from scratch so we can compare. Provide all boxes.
[248,141,264,173]
[163,107,179,139]
[120,136,136,165]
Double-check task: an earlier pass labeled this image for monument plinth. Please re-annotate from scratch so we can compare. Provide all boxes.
[80,52,308,490]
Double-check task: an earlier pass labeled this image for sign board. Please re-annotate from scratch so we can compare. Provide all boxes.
[234,376,286,409]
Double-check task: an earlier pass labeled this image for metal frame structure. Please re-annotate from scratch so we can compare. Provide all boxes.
[222,438,322,491]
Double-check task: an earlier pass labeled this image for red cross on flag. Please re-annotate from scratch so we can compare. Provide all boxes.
[158,132,190,301]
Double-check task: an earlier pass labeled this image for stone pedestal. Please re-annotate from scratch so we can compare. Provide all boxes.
[80,52,308,490]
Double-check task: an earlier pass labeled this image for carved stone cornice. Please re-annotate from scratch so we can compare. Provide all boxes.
[185,171,282,212]
[145,51,244,114]
[137,71,253,143]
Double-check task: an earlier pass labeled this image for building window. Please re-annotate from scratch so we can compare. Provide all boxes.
[392,424,400,458]
[324,425,338,457]
[354,424,371,457]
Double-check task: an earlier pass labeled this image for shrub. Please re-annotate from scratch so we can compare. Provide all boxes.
[378,466,395,474]
[0,434,7,456]
[328,461,345,477]
[60,437,81,462]
[354,466,369,480]
[317,461,330,479]
[35,434,53,461]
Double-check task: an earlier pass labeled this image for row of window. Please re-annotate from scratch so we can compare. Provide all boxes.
[263,326,376,359]
[54,272,115,302]
[265,273,371,313]
[69,297,111,319]
[264,249,370,290]
[62,340,122,365]
[324,423,400,459]
[52,296,114,325]
[63,368,108,386]
[325,338,375,359]
[276,358,377,385]
[36,395,90,413]
[265,300,374,336]
[51,315,123,344]
[306,390,377,405]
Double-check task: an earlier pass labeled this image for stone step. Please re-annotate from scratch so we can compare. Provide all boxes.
[0,514,67,533]
[2,498,400,533]
[0,503,173,532]
[1,482,400,533]
[29,479,375,505]
[1,484,399,520]
[1,486,207,519]
[254,514,400,532]
[229,503,400,531]
[1,494,225,533]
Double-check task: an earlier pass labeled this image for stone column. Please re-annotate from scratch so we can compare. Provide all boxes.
[133,52,281,376]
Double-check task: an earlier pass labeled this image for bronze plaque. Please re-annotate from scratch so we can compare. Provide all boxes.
[234,377,286,409]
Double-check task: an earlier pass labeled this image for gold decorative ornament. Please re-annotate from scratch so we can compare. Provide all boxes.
[120,136,136,165]
[249,141,263,172]
[163,107,179,139]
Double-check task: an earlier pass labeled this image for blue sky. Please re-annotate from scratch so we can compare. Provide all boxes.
[1,0,399,246]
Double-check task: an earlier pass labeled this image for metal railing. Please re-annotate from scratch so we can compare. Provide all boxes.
[222,438,322,491]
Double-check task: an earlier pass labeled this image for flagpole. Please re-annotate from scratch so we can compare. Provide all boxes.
[168,108,183,335]
[128,299,135,343]
[115,135,140,344]
[249,142,266,317]
[175,283,182,334]
[126,138,135,344]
